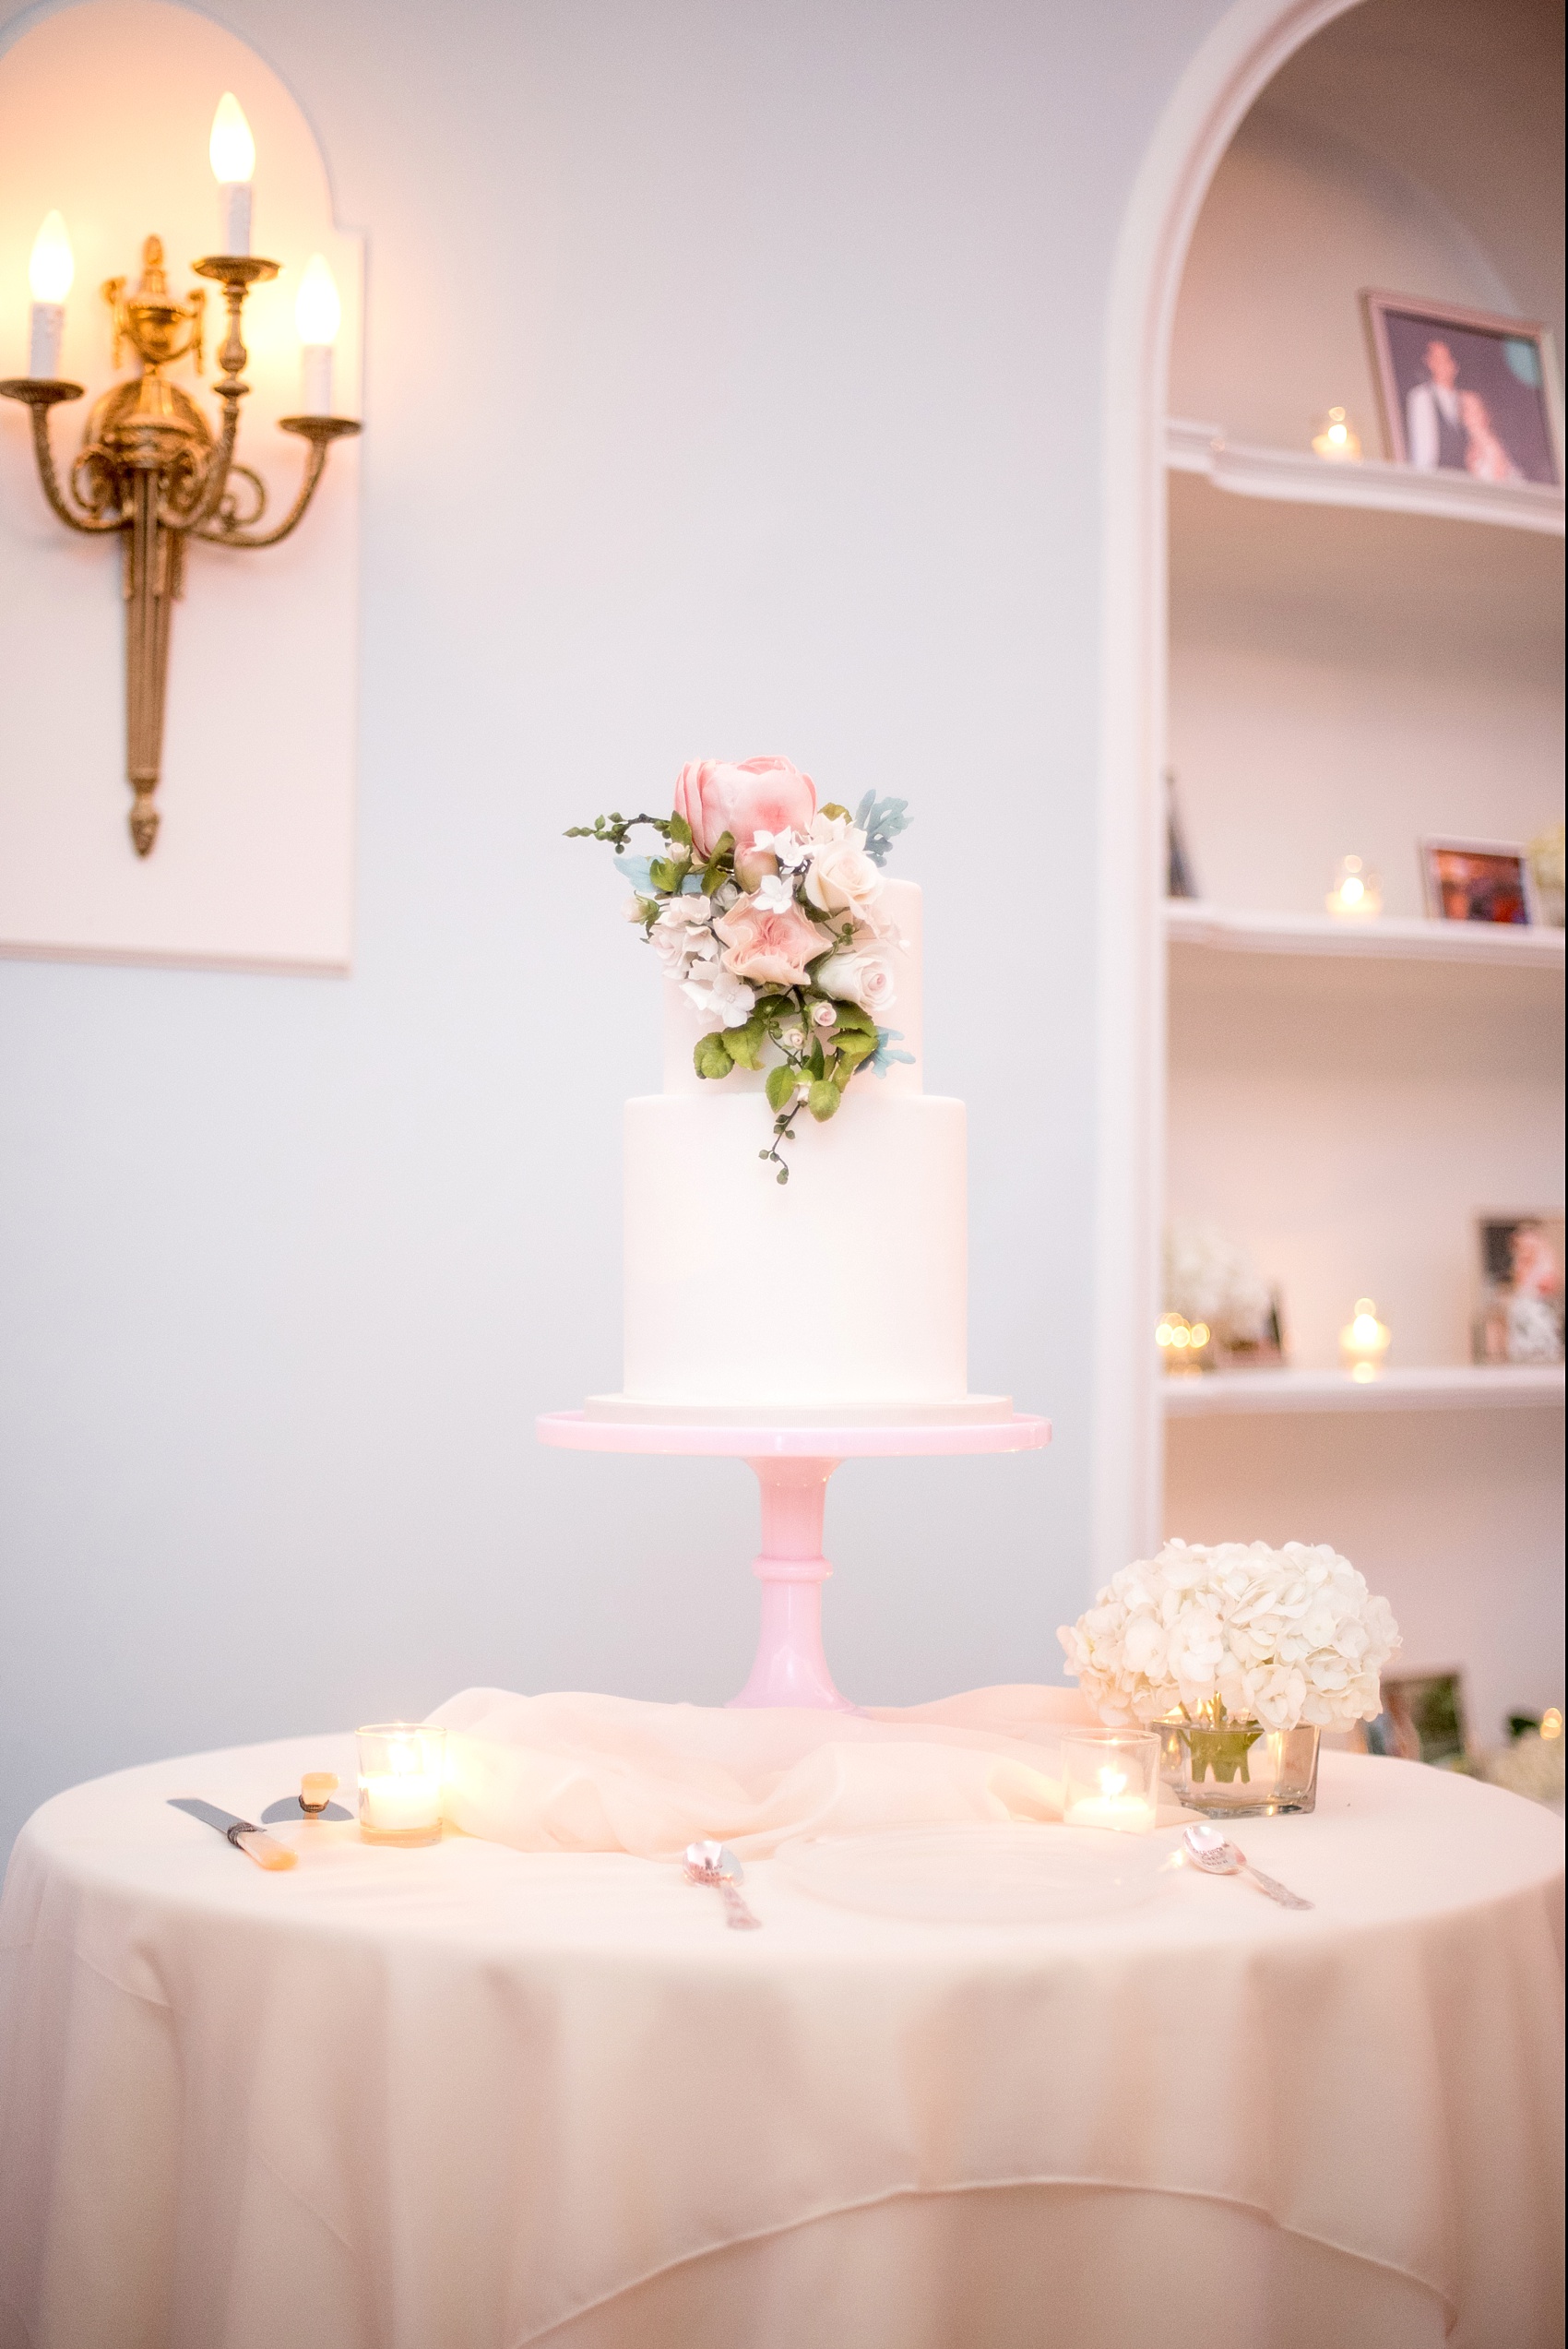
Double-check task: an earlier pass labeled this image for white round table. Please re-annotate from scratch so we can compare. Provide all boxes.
[0,1736,1561,2349]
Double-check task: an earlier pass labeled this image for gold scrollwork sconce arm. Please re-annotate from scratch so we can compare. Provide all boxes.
[0,379,123,533]
[196,414,361,548]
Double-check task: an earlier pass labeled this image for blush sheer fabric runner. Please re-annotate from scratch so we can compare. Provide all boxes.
[426,1683,1098,1858]
[0,1730,1562,2349]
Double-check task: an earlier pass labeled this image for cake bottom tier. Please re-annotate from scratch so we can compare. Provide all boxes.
[617,1092,970,1413]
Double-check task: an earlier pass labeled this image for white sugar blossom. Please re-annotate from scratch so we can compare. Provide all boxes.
[753,827,814,874]
[1058,1540,1400,1732]
[753,871,797,915]
[649,895,719,984]
[683,961,755,1028]
[1165,1222,1272,1346]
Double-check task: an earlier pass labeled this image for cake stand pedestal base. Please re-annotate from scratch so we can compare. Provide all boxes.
[537,1413,1051,1711]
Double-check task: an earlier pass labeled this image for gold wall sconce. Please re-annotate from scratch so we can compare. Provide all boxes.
[0,94,360,857]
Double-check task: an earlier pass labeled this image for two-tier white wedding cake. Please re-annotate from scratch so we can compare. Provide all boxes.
[573,758,1011,1427]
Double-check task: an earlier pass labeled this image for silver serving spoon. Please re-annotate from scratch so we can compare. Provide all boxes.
[1182,1821,1313,1910]
[683,1840,762,1930]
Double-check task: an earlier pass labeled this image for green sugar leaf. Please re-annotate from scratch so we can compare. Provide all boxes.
[807,1080,840,1121]
[693,1032,734,1080]
[725,1019,766,1069]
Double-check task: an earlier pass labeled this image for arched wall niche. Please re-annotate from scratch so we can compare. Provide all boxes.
[1094,0,1369,1574]
[0,0,362,971]
[1172,0,1564,452]
[1095,0,1562,1572]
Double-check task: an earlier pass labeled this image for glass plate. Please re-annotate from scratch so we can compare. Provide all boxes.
[773,1822,1172,1926]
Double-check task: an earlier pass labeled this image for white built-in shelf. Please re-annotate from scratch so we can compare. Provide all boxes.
[1167,417,1565,537]
[1164,1364,1565,1417]
[1166,900,1566,970]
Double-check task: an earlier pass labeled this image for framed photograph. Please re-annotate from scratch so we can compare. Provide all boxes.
[1365,1671,1469,1766]
[1165,770,1199,900]
[1474,1212,1565,1366]
[1361,291,1563,487]
[1420,837,1538,927]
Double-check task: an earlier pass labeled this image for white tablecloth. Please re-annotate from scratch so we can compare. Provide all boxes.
[0,1735,1561,2349]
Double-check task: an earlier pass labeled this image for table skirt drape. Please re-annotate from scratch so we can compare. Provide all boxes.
[1,1733,1562,2349]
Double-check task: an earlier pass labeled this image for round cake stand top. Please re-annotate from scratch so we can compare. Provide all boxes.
[537,1410,1051,1459]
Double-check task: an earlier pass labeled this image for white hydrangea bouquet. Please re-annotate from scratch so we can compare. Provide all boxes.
[569,756,914,1181]
[1059,1539,1400,1787]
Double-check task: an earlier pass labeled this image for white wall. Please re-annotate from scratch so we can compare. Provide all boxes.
[0,0,1237,1858]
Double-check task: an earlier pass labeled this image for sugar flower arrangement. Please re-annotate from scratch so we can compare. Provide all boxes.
[569,756,913,1180]
[1058,1539,1400,1734]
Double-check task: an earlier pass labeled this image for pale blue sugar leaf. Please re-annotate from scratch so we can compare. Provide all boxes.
[618,856,656,892]
[870,1026,916,1077]
[857,794,913,867]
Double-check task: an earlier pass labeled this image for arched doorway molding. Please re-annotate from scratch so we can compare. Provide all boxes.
[1093,0,1367,1575]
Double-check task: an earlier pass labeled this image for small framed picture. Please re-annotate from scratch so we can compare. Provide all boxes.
[1474,1213,1565,1366]
[1165,770,1199,900]
[1360,291,1563,487]
[1365,1671,1469,1767]
[1420,838,1538,927]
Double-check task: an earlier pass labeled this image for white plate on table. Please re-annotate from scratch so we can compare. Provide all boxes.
[774,1822,1172,1926]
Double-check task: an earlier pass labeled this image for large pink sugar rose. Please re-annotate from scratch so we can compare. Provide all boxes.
[714,895,826,987]
[672,756,816,862]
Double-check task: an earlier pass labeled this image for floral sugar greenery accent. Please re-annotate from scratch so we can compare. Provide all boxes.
[1058,1539,1402,1738]
[568,757,913,1180]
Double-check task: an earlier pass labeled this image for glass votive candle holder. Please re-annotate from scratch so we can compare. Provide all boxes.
[356,1723,445,1847]
[1062,1728,1160,1833]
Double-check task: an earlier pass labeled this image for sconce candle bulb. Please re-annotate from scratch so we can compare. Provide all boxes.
[27,210,74,376]
[294,254,341,414]
[209,92,256,255]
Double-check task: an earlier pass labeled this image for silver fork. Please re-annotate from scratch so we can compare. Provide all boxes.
[1182,1822,1313,1910]
[683,1840,762,1930]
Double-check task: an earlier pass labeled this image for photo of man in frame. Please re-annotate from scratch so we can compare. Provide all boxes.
[1363,293,1562,487]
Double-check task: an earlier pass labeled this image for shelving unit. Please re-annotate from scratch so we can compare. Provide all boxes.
[1163,1365,1564,1417]
[1157,0,1563,1742]
[1167,416,1565,535]
[1167,900,1565,969]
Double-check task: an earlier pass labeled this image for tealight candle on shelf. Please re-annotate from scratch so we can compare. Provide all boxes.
[1311,405,1361,460]
[1325,855,1381,917]
[357,1723,445,1846]
[27,210,74,377]
[1156,1312,1211,1373]
[1340,1298,1391,1381]
[1062,1729,1160,1833]
[294,254,341,415]
[209,91,256,255]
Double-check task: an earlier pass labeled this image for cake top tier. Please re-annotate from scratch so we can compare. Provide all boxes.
[568,756,915,1184]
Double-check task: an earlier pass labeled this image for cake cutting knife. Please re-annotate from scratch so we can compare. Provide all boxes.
[169,1796,297,1871]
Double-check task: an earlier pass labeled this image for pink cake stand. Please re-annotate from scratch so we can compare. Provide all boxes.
[536,1411,1051,1711]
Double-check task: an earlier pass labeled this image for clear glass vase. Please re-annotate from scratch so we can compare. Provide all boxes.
[1158,1715,1320,1818]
